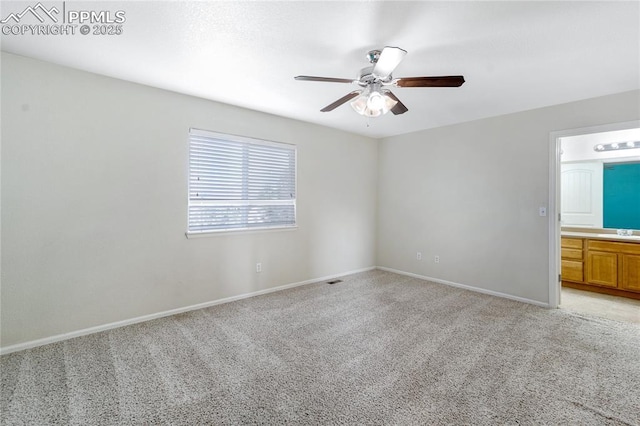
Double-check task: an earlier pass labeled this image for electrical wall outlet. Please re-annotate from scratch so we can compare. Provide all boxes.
[416,252,422,260]
[256,263,262,273]
[434,255,440,264]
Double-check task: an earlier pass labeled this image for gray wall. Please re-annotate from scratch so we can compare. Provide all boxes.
[377,90,640,303]
[2,51,638,350]
[1,53,378,347]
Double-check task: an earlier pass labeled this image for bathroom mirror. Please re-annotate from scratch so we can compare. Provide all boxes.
[560,127,640,231]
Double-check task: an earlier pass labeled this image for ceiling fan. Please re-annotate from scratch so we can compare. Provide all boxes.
[294,46,465,117]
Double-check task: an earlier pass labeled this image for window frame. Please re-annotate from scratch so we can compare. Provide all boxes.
[186,128,297,237]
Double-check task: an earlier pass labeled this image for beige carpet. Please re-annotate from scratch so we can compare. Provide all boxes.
[561,287,640,324]
[2,270,639,425]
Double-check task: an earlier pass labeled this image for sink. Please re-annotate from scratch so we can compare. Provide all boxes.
[596,234,640,240]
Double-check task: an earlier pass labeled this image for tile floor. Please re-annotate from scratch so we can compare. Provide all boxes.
[560,287,640,324]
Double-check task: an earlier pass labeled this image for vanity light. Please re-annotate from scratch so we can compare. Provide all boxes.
[593,141,639,152]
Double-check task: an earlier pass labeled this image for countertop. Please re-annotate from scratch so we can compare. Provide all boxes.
[561,231,640,243]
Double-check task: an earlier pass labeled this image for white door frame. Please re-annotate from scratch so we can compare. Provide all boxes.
[548,120,640,308]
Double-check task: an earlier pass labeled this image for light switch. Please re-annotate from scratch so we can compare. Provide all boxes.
[539,207,547,217]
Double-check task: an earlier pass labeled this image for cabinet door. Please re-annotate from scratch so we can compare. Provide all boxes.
[621,253,640,292]
[587,251,618,287]
[562,260,584,282]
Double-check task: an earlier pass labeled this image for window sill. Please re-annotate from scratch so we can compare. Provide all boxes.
[185,225,298,239]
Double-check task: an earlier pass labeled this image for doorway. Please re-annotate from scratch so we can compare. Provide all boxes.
[549,120,640,314]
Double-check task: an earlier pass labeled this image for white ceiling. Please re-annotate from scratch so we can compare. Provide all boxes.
[1,1,639,138]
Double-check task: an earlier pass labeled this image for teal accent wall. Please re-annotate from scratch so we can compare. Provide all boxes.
[603,162,640,229]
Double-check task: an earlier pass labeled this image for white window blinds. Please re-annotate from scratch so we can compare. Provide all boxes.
[188,129,296,234]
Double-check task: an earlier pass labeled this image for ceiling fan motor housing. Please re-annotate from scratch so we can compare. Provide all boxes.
[357,66,377,85]
[358,67,393,85]
[358,49,395,85]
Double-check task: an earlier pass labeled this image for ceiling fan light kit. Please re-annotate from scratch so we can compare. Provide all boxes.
[349,84,398,117]
[295,46,465,118]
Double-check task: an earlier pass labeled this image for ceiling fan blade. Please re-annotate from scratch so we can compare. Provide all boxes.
[384,91,408,115]
[295,76,355,83]
[372,46,407,79]
[320,91,362,112]
[396,76,465,88]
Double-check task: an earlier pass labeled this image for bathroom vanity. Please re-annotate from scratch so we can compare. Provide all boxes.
[561,230,640,300]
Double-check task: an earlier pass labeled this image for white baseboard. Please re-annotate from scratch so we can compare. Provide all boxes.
[0,266,376,355]
[376,266,550,308]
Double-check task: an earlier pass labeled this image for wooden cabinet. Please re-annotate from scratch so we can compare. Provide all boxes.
[562,237,584,251]
[621,253,640,292]
[562,236,640,300]
[561,238,584,283]
[562,260,584,282]
[586,251,617,287]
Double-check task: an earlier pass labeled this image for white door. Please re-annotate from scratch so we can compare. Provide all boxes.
[561,162,603,227]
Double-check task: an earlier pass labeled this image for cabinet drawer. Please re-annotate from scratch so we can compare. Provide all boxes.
[561,248,583,260]
[562,260,584,282]
[588,240,640,255]
[562,238,583,249]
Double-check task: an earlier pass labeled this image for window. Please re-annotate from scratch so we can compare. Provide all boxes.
[187,129,296,234]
